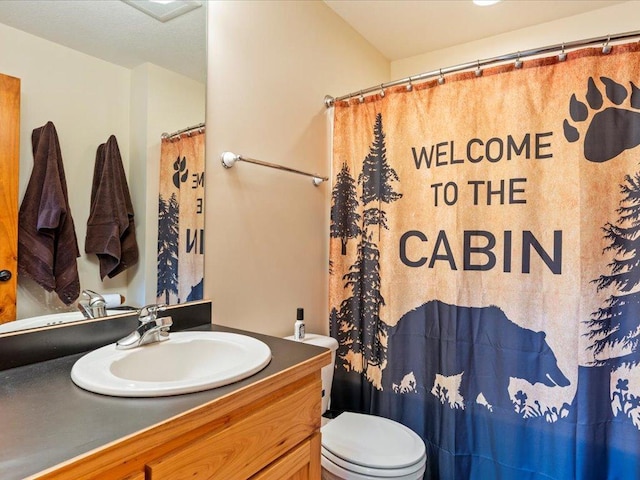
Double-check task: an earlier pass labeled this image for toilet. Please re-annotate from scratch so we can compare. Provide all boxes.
[285,334,426,480]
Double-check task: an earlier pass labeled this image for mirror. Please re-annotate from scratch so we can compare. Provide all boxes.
[0,0,206,331]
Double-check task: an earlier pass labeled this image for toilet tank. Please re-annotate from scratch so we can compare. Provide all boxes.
[284,333,338,414]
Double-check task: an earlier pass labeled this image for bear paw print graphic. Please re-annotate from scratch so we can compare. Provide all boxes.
[563,76,640,162]
[173,156,189,189]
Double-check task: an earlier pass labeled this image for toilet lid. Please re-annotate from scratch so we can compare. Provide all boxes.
[321,412,426,470]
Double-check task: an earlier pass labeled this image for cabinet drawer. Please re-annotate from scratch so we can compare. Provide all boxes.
[251,431,321,480]
[147,378,321,479]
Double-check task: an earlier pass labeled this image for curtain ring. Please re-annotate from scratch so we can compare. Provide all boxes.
[438,69,445,85]
[406,77,413,91]
[558,43,567,61]
[514,52,523,69]
[602,35,612,54]
[380,84,385,97]
[475,60,483,77]
[358,91,365,103]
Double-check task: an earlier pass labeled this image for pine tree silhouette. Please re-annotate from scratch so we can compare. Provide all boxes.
[358,113,402,229]
[330,307,339,338]
[157,193,179,304]
[333,113,403,375]
[330,163,361,255]
[339,231,387,369]
[587,172,640,368]
[330,307,352,370]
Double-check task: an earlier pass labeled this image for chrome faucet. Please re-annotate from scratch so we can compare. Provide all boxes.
[78,290,107,319]
[116,304,173,350]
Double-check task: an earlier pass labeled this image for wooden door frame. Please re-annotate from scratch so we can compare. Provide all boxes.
[0,72,20,322]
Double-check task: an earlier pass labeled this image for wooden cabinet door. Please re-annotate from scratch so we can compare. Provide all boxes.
[0,73,19,323]
[146,378,321,480]
[121,472,145,480]
[250,432,322,480]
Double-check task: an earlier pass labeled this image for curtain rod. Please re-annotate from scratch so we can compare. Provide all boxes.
[220,151,328,186]
[162,122,206,140]
[324,30,640,108]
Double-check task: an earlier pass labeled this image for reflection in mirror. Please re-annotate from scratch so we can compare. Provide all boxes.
[0,309,129,335]
[0,0,206,333]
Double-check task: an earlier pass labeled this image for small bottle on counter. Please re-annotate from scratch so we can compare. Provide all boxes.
[294,307,305,341]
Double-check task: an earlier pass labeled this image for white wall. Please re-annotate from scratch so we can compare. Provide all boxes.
[392,1,640,79]
[205,0,389,337]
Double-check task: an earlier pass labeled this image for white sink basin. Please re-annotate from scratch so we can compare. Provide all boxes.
[71,331,272,397]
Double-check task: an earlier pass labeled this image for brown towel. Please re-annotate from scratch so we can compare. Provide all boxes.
[18,121,80,305]
[85,135,138,280]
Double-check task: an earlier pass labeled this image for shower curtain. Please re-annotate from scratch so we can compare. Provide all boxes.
[329,43,640,479]
[157,129,205,304]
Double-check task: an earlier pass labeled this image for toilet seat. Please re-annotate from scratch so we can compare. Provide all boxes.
[322,447,426,478]
[321,453,426,480]
[321,412,426,478]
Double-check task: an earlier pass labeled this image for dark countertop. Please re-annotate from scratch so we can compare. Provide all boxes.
[0,323,328,480]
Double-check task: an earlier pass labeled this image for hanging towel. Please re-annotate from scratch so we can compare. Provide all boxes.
[85,135,139,279]
[18,121,80,305]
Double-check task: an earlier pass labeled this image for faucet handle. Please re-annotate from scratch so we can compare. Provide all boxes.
[138,304,168,323]
[78,290,107,319]
[82,289,105,303]
[156,315,173,331]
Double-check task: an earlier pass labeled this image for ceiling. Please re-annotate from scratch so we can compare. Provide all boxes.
[0,0,207,82]
[0,0,628,83]
[324,0,628,61]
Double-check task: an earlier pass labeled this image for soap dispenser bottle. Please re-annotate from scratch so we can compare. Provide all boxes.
[294,307,305,341]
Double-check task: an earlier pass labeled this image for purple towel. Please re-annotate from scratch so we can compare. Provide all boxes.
[85,135,138,279]
[18,121,80,305]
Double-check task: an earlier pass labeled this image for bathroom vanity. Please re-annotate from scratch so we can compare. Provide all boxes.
[0,316,330,480]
